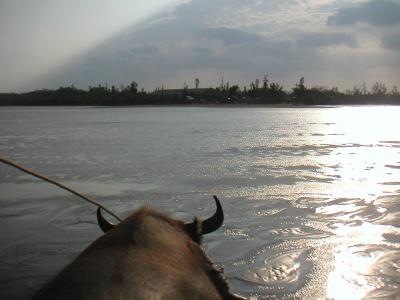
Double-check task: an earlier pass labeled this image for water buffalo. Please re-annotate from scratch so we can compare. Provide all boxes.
[33,196,246,300]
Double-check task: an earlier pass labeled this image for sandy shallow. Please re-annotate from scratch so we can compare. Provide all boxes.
[1,106,400,299]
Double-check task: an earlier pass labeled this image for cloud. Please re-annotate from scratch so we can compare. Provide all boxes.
[296,32,358,48]
[327,0,400,27]
[23,0,400,92]
[192,47,214,55]
[197,27,263,44]
[382,32,400,51]
[130,44,160,55]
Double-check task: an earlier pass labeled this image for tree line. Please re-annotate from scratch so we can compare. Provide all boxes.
[0,77,399,106]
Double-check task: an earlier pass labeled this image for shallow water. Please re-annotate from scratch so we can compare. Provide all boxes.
[0,106,399,299]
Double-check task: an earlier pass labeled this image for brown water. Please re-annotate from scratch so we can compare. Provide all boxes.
[0,106,399,299]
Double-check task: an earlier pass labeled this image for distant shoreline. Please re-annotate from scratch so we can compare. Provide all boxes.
[1,79,399,106]
[1,103,399,109]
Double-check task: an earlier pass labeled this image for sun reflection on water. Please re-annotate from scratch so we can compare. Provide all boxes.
[311,106,400,202]
[306,107,400,298]
[326,246,376,300]
[326,222,395,299]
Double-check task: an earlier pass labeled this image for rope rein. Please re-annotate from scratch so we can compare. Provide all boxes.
[0,155,122,222]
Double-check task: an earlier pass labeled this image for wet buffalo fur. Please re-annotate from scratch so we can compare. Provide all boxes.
[33,207,246,300]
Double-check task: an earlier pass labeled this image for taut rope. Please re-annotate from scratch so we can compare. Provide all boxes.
[0,155,122,222]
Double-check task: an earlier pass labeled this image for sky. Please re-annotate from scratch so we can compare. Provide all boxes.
[1,0,399,92]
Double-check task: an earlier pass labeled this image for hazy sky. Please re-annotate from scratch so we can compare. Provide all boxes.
[1,0,399,92]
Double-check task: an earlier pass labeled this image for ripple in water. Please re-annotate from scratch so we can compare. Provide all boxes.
[240,248,312,291]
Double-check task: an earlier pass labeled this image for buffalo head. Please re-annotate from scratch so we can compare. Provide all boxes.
[33,196,245,300]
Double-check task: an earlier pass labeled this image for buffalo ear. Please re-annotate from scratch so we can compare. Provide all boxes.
[97,208,115,233]
[184,218,202,243]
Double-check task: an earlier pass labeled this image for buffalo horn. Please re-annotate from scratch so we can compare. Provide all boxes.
[97,207,115,233]
[201,195,224,235]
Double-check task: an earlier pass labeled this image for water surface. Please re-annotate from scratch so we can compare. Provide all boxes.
[1,106,400,299]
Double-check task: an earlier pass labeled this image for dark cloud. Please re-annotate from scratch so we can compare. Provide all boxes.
[296,32,358,48]
[328,0,400,27]
[192,47,214,55]
[382,32,400,51]
[198,27,263,44]
[229,39,298,60]
[130,44,159,55]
